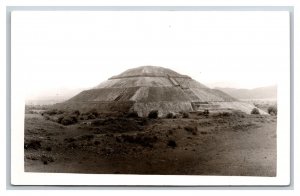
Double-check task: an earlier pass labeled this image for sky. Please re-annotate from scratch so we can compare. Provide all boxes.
[11,11,290,100]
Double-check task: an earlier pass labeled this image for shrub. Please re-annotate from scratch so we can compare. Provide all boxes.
[203,109,209,116]
[46,147,52,151]
[126,111,139,118]
[198,110,210,117]
[267,106,277,116]
[120,134,158,147]
[166,113,174,119]
[213,112,231,117]
[184,126,197,135]
[251,108,260,115]
[232,110,245,118]
[88,114,96,120]
[56,110,64,115]
[41,155,54,165]
[43,109,64,116]
[60,115,78,125]
[57,116,64,124]
[24,140,41,150]
[167,140,177,148]
[148,110,158,119]
[43,109,57,116]
[64,137,76,143]
[43,115,50,121]
[72,110,80,116]
[79,134,94,141]
[88,109,98,117]
[182,112,189,118]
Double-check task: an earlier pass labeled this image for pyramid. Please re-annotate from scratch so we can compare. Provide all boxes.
[57,66,265,116]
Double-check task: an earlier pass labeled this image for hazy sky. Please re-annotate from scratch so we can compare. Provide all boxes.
[11,11,289,100]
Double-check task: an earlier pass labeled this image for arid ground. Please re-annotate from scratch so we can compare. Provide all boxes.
[24,106,277,176]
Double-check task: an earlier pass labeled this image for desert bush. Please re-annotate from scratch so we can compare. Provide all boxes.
[43,109,57,116]
[24,140,41,150]
[166,113,174,119]
[91,119,105,126]
[182,112,189,118]
[148,110,158,119]
[88,109,99,117]
[64,137,76,143]
[46,147,52,151]
[137,117,148,126]
[267,106,277,116]
[56,110,64,115]
[232,110,246,118]
[120,134,158,147]
[203,109,209,116]
[72,110,80,116]
[78,134,94,141]
[60,115,78,125]
[43,109,64,116]
[184,126,197,135]
[251,108,260,115]
[197,110,210,117]
[213,112,231,117]
[41,155,54,165]
[126,111,139,118]
[87,114,96,120]
[43,115,51,121]
[56,116,64,124]
[167,140,177,148]
[28,110,35,114]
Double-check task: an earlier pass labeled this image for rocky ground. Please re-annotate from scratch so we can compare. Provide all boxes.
[24,108,277,176]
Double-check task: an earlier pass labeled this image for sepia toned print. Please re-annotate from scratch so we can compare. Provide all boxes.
[24,65,277,176]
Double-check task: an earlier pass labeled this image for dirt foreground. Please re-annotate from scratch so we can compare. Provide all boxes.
[24,111,276,176]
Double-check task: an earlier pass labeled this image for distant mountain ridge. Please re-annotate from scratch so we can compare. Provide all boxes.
[215,85,277,100]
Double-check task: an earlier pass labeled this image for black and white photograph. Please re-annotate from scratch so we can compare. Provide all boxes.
[9,9,291,186]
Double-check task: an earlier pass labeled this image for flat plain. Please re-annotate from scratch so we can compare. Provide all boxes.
[24,105,276,176]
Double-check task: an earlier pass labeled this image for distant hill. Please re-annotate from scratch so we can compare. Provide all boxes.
[215,85,277,100]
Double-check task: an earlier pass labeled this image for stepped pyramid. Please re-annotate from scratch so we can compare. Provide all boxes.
[57,66,264,116]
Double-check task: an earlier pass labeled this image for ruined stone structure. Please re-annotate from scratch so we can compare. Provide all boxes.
[57,66,265,116]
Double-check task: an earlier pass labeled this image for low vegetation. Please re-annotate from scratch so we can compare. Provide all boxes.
[24,140,41,150]
[148,110,158,119]
[182,112,189,118]
[126,111,139,118]
[251,108,260,115]
[59,116,78,125]
[117,134,158,148]
[167,140,177,148]
[42,109,64,116]
[213,112,231,117]
[267,106,277,116]
[184,126,198,135]
[42,108,102,125]
[197,109,209,117]
[24,105,277,175]
[166,113,174,119]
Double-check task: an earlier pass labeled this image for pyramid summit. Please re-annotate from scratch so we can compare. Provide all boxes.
[109,65,190,79]
[56,65,265,116]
